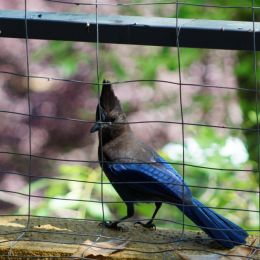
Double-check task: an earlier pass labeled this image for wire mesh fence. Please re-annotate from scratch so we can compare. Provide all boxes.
[0,0,259,259]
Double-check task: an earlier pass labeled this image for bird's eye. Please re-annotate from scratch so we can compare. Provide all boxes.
[99,106,108,122]
[110,116,116,122]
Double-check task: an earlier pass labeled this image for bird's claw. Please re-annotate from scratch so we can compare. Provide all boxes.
[134,221,156,230]
[98,221,128,232]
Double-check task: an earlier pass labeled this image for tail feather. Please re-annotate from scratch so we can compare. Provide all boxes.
[178,198,248,248]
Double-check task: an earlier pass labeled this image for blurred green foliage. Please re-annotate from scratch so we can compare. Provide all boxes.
[137,48,201,81]
[233,5,260,174]
[32,41,90,77]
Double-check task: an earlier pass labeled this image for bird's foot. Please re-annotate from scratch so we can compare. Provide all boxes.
[134,221,156,230]
[98,221,128,232]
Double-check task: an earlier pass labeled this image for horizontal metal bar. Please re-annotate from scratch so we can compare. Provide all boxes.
[0,10,259,50]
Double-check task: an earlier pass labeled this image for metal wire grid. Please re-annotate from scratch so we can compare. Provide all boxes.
[0,0,259,258]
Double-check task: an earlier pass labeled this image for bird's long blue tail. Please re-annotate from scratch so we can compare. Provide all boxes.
[178,198,248,248]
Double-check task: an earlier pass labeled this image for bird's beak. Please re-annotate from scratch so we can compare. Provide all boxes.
[90,121,101,133]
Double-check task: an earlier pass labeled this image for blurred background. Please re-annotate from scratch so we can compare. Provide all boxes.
[0,0,259,235]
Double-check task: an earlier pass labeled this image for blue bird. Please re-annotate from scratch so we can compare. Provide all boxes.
[90,80,248,248]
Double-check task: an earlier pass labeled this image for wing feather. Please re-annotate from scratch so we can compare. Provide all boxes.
[105,156,192,203]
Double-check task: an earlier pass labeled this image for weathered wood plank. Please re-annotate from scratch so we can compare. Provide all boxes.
[0,216,258,259]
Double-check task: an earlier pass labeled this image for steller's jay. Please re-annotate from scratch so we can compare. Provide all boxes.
[90,80,248,248]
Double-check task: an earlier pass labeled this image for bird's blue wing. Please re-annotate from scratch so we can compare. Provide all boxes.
[105,154,192,204]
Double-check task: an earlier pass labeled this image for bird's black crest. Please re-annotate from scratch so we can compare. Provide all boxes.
[100,80,122,113]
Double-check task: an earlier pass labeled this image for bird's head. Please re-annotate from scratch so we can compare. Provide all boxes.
[90,80,129,138]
